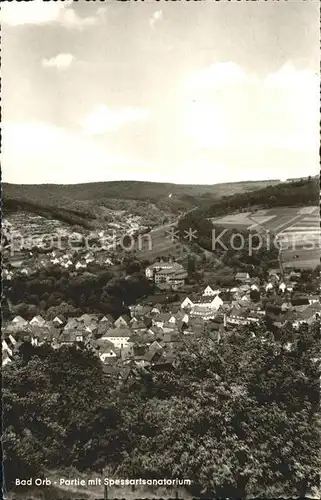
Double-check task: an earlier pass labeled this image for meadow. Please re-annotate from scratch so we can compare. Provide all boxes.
[210,206,320,269]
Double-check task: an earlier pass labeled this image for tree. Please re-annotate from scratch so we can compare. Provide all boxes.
[3,345,122,490]
[117,325,321,498]
[187,255,196,277]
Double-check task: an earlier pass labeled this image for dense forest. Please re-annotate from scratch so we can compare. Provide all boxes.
[205,177,319,217]
[3,321,320,498]
[3,263,154,321]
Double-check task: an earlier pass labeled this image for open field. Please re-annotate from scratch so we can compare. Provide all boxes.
[133,222,188,261]
[210,206,320,269]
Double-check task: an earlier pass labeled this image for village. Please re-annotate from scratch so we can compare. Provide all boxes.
[3,254,320,380]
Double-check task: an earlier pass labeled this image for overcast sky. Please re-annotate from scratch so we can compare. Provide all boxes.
[1,0,319,185]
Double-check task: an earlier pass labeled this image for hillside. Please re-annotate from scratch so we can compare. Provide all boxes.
[3,179,281,228]
[178,177,320,269]
[179,177,319,227]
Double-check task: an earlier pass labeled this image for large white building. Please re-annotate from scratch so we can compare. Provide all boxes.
[145,261,187,288]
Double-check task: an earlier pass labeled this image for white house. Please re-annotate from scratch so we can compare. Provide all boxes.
[190,306,217,320]
[103,328,132,349]
[251,284,259,291]
[194,295,223,311]
[265,283,274,292]
[100,315,112,323]
[181,297,194,309]
[202,286,219,296]
[29,315,46,327]
[114,316,129,328]
[309,296,320,305]
[11,316,28,326]
[75,261,86,270]
[99,350,117,363]
[279,282,287,293]
[53,316,64,326]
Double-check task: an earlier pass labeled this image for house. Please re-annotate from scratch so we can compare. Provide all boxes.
[53,315,65,326]
[94,340,117,363]
[99,314,114,324]
[33,328,60,347]
[268,269,281,279]
[250,284,260,291]
[152,312,172,328]
[189,306,216,320]
[75,261,87,270]
[292,303,321,329]
[145,261,187,287]
[181,297,194,309]
[84,323,98,334]
[227,308,260,325]
[150,351,177,372]
[265,282,274,292]
[147,325,164,336]
[202,286,219,296]
[11,316,28,326]
[103,327,132,349]
[58,330,85,345]
[29,315,46,327]
[194,295,223,311]
[309,296,320,305]
[114,315,130,328]
[235,272,250,282]
[148,340,163,352]
[2,350,12,367]
[151,306,161,315]
[132,320,148,332]
[78,313,99,325]
[64,318,80,330]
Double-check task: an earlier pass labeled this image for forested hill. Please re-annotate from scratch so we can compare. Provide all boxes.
[180,177,319,224]
[205,177,319,218]
[2,179,281,228]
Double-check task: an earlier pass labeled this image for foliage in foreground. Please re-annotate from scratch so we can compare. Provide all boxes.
[3,322,320,498]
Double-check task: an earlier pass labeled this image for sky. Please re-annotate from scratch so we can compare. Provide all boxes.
[1,0,319,185]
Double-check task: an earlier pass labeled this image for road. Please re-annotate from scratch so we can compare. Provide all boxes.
[135,206,199,258]
[149,206,198,236]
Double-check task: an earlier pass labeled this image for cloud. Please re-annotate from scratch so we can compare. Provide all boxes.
[187,62,250,90]
[80,105,150,135]
[1,0,98,28]
[183,62,319,152]
[149,10,163,29]
[42,53,75,71]
[2,122,144,184]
